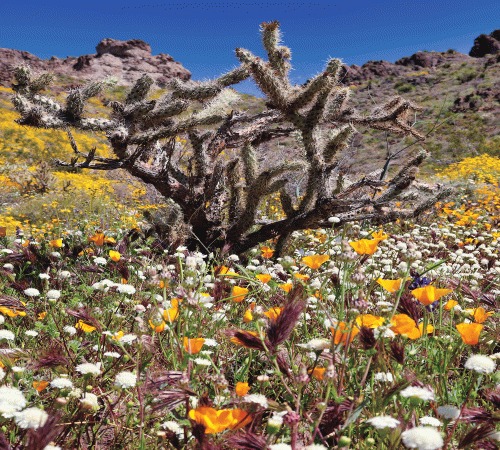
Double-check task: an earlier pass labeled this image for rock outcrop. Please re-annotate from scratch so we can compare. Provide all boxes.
[0,38,201,89]
[469,30,500,57]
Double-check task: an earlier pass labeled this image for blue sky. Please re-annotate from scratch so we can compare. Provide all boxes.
[1,1,499,98]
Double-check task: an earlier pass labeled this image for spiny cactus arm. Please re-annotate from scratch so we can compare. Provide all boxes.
[124,73,154,105]
[289,59,343,112]
[226,159,243,223]
[374,149,428,204]
[235,47,291,110]
[186,130,209,181]
[241,140,258,186]
[322,124,357,164]
[167,66,251,102]
[228,161,306,239]
[322,87,351,122]
[10,64,56,95]
[279,188,296,218]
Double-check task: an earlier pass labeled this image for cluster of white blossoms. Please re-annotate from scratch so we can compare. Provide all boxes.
[400,386,435,401]
[14,407,48,429]
[401,426,444,450]
[464,354,496,374]
[75,363,101,376]
[0,386,27,418]
[115,371,137,389]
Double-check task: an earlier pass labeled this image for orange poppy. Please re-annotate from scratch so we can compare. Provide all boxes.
[330,322,359,345]
[260,246,275,258]
[163,307,179,323]
[214,266,230,276]
[301,255,329,270]
[112,331,125,340]
[294,273,310,282]
[235,382,250,396]
[256,274,272,284]
[465,307,493,324]
[230,330,262,348]
[406,323,434,340]
[355,314,385,329]
[309,367,326,381]
[456,323,483,345]
[88,232,115,246]
[184,337,205,354]
[279,283,293,293]
[411,285,453,306]
[444,300,458,311]
[188,407,252,434]
[264,307,283,321]
[33,380,49,392]
[150,320,166,332]
[38,312,47,320]
[349,239,380,255]
[376,278,405,293]
[232,286,249,302]
[389,314,417,335]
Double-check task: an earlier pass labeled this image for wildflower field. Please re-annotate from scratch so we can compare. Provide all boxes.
[2,151,500,450]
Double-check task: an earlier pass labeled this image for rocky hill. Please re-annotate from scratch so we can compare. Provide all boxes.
[1,30,500,178]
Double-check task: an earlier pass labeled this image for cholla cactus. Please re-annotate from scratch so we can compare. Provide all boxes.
[10,21,452,257]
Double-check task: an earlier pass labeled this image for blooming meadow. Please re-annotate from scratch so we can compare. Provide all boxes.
[2,168,500,450]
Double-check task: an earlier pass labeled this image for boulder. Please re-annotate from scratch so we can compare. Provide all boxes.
[469,30,500,57]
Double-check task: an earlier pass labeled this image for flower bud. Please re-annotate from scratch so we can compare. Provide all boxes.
[266,415,283,435]
[338,436,352,447]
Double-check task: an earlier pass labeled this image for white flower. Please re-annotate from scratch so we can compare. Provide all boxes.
[366,415,400,429]
[0,386,27,418]
[104,352,121,358]
[118,334,137,344]
[75,363,101,376]
[1,249,13,254]
[14,407,48,429]
[50,378,74,390]
[328,216,341,223]
[115,371,137,389]
[80,393,99,411]
[419,416,442,427]
[46,290,61,300]
[23,288,40,297]
[243,394,268,408]
[464,354,496,374]
[373,326,395,339]
[39,273,50,280]
[269,445,292,450]
[93,257,107,265]
[25,330,39,337]
[163,420,182,433]
[59,270,71,279]
[3,263,14,270]
[400,386,435,401]
[116,284,136,295]
[50,252,61,258]
[0,330,15,341]
[401,426,444,450]
[436,405,460,420]
[63,325,77,335]
[0,368,4,380]
[374,372,394,383]
[193,358,212,366]
[44,445,62,450]
[0,316,4,325]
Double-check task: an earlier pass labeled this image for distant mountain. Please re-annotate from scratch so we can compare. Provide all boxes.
[1,30,499,177]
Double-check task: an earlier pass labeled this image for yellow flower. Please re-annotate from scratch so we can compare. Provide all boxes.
[38,312,47,320]
[184,337,205,354]
[76,320,95,332]
[406,323,434,340]
[232,286,249,302]
[109,250,121,262]
[294,273,310,282]
[411,285,453,306]
[188,407,252,434]
[163,307,179,323]
[0,307,26,318]
[372,230,388,241]
[301,255,329,270]
[243,309,253,323]
[112,331,125,340]
[456,323,483,345]
[49,239,62,248]
[235,382,250,397]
